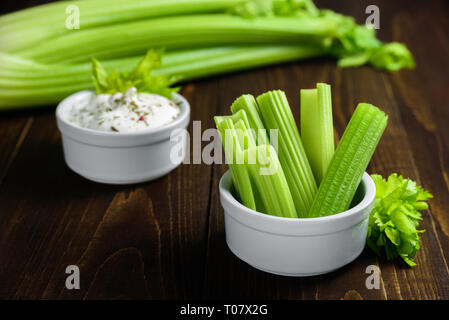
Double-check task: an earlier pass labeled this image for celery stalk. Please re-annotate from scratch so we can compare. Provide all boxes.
[300,83,334,184]
[0,0,248,52]
[215,117,256,210]
[18,14,335,64]
[308,103,388,217]
[256,90,317,217]
[0,45,324,109]
[244,145,298,218]
[234,119,257,150]
[215,110,297,217]
[230,94,269,145]
[230,117,267,212]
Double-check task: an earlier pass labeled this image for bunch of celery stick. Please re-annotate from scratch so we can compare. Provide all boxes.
[0,0,414,109]
[215,84,388,218]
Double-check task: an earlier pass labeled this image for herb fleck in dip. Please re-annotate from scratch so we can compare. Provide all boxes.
[69,87,180,133]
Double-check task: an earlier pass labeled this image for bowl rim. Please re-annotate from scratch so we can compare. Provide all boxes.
[56,90,190,138]
[219,169,376,224]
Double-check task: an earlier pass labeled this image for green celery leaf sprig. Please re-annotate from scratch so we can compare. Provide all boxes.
[367,173,433,267]
[322,10,415,72]
[91,49,180,98]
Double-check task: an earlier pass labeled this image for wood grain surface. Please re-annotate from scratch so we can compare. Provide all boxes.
[0,0,448,300]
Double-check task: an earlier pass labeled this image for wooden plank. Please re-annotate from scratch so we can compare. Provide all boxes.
[388,1,449,269]
[0,115,32,185]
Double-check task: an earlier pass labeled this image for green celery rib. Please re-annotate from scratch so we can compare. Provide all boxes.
[0,45,322,90]
[215,117,256,210]
[228,115,266,212]
[256,90,317,217]
[215,112,296,217]
[0,45,325,109]
[17,14,335,64]
[157,45,324,81]
[308,103,388,217]
[234,119,257,150]
[216,110,256,148]
[300,83,334,184]
[1,0,245,29]
[0,45,321,81]
[230,110,256,143]
[0,47,251,83]
[0,0,247,52]
[244,145,298,218]
[0,47,245,79]
[230,94,269,145]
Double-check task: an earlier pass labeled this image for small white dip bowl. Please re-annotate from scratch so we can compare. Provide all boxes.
[56,90,190,184]
[219,170,376,277]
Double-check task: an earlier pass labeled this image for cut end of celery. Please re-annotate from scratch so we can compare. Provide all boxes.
[230,94,269,146]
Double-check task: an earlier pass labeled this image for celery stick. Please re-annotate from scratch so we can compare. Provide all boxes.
[234,120,257,150]
[244,145,298,218]
[1,0,248,52]
[230,94,269,145]
[216,110,256,148]
[308,103,388,217]
[18,14,335,63]
[230,117,267,212]
[215,117,256,211]
[256,90,317,217]
[0,45,325,109]
[300,83,334,184]
[0,47,248,79]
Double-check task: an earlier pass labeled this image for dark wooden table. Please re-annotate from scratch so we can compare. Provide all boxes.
[1,0,448,300]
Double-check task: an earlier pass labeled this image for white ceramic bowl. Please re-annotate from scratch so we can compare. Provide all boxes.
[219,170,376,277]
[56,91,190,184]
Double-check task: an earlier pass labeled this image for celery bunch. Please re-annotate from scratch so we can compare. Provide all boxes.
[0,46,322,109]
[0,0,414,110]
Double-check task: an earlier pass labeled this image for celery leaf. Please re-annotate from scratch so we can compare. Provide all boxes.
[367,173,432,267]
[91,49,179,98]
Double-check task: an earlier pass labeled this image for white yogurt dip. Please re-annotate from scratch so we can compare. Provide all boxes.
[68,87,180,133]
